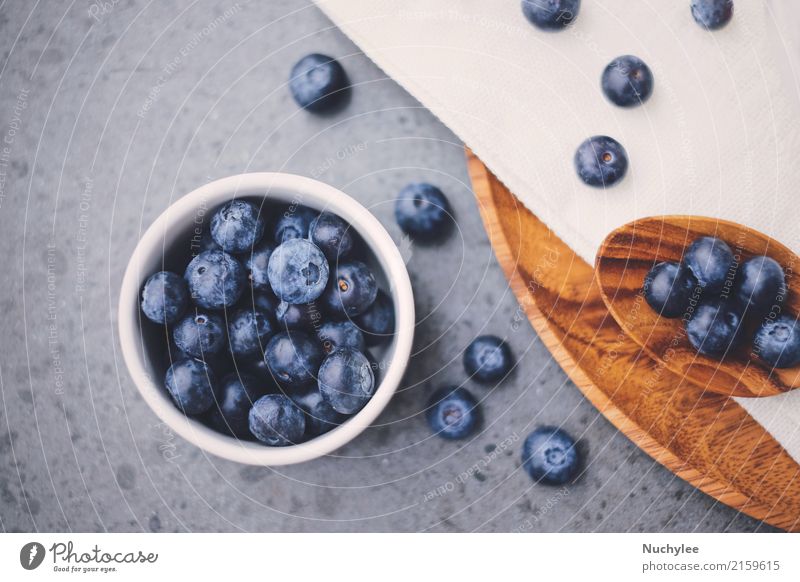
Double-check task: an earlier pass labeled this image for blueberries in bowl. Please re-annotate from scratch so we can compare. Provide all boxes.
[208,373,267,438]
[521,0,580,31]
[165,358,217,415]
[683,236,734,293]
[276,300,320,331]
[210,200,265,254]
[686,299,745,357]
[274,205,318,243]
[248,394,306,446]
[574,136,628,188]
[290,387,346,439]
[426,386,480,440]
[184,250,246,310]
[691,0,733,30]
[267,238,330,304]
[317,348,375,414]
[734,256,786,314]
[173,311,227,358]
[289,53,350,113]
[463,335,514,383]
[322,260,378,317]
[265,331,324,388]
[601,55,654,108]
[141,271,189,325]
[643,262,697,319]
[394,183,453,241]
[227,307,277,357]
[244,242,275,292]
[753,315,800,369]
[310,211,356,261]
[522,426,579,485]
[354,290,395,346]
[318,321,366,355]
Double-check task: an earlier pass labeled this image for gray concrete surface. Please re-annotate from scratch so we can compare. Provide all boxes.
[0,0,772,532]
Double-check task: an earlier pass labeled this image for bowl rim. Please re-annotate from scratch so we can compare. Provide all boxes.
[118,172,414,465]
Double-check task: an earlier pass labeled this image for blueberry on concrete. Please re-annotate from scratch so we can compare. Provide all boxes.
[289,54,350,113]
[309,211,356,261]
[463,335,514,383]
[165,358,217,415]
[267,238,329,304]
[248,394,306,446]
[601,55,654,108]
[210,200,265,254]
[141,271,189,325]
[683,236,734,293]
[273,205,318,243]
[264,331,324,388]
[354,290,395,346]
[522,426,579,485]
[753,315,800,369]
[574,136,628,188]
[643,261,698,318]
[685,298,745,357]
[184,250,246,310]
[425,386,480,440]
[227,307,277,357]
[318,321,365,355]
[691,0,733,30]
[207,373,267,438]
[734,256,786,315]
[322,260,378,317]
[173,311,227,358]
[290,387,346,439]
[318,348,374,414]
[521,0,580,30]
[394,183,452,240]
[244,242,275,292]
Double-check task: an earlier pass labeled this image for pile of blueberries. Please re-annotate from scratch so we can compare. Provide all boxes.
[643,236,800,368]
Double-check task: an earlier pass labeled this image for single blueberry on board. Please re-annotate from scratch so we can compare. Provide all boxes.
[425,386,480,440]
[248,394,306,446]
[164,358,217,415]
[207,373,268,439]
[753,315,800,369]
[267,238,330,304]
[354,290,395,346]
[309,212,356,261]
[522,426,580,485]
[264,331,324,388]
[184,250,246,310]
[322,260,378,318]
[141,271,189,325]
[318,321,365,355]
[227,307,277,357]
[734,255,786,315]
[394,183,453,241]
[643,261,698,319]
[173,311,227,358]
[210,200,265,254]
[685,299,745,357]
[574,136,628,188]
[290,387,347,439]
[244,242,276,292]
[289,53,350,113]
[691,0,733,30]
[463,335,514,383]
[276,300,321,331]
[318,348,374,414]
[521,0,580,31]
[601,55,654,108]
[273,205,318,243]
[683,236,734,293]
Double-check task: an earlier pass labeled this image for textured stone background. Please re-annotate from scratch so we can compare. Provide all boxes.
[0,0,771,532]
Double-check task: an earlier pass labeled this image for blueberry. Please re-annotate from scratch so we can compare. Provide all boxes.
[734,256,786,314]
[173,311,227,358]
[322,260,378,317]
[601,55,654,108]
[164,358,217,415]
[425,386,480,440]
[247,290,280,315]
[522,426,579,485]
[574,136,628,188]
[685,299,745,357]
[354,290,395,346]
[521,0,580,30]
[394,183,453,240]
[683,236,734,293]
[691,0,733,30]
[210,200,265,254]
[753,315,800,369]
[268,238,329,304]
[309,212,356,261]
[184,250,246,310]
[244,242,275,292]
[318,348,374,414]
[273,205,318,243]
[198,229,221,253]
[643,262,698,318]
[289,53,350,113]
[290,387,347,439]
[318,321,365,355]
[208,373,268,438]
[264,331,324,388]
[227,307,277,357]
[141,271,189,325]
[463,335,514,383]
[248,394,306,446]
[276,300,322,331]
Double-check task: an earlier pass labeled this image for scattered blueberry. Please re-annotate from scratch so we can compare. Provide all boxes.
[227,307,276,357]
[574,136,628,188]
[184,250,246,310]
[273,206,318,243]
[248,394,306,446]
[290,387,346,439]
[322,260,378,317]
[691,0,733,30]
[683,236,734,293]
[522,426,579,485]
[643,262,698,319]
[309,212,356,261]
[753,315,800,369]
[425,386,480,440]
[268,238,329,304]
[289,53,350,113]
[276,300,321,331]
[210,200,265,254]
[394,183,452,241]
[141,271,189,325]
[244,242,275,292]
[318,348,374,414]
[208,373,267,438]
[601,55,654,108]
[264,331,324,388]
[463,335,514,383]
[164,358,217,415]
[354,290,395,346]
[173,311,227,358]
[521,0,580,31]
[318,321,365,354]
[686,299,745,356]
[734,256,786,315]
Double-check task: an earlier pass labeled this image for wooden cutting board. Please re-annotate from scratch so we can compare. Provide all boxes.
[466,150,800,531]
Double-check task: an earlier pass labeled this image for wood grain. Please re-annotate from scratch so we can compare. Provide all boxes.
[596,216,800,398]
[467,149,800,531]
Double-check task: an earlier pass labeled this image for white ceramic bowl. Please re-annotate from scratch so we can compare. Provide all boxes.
[118,173,414,465]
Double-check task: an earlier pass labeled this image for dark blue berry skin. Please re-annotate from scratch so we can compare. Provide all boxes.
[394,183,452,240]
[173,311,227,358]
[754,315,800,369]
[522,426,579,485]
[734,256,786,315]
[602,55,654,108]
[141,271,189,325]
[354,290,395,346]
[210,200,265,254]
[521,0,580,30]
[322,261,378,318]
[165,358,217,415]
[290,387,346,439]
[683,236,734,293]
[247,290,279,315]
[244,242,275,292]
[198,229,221,253]
[208,373,267,438]
[691,0,733,30]
[318,348,374,414]
[273,206,318,243]
[248,394,306,446]
[643,262,698,319]
[289,54,350,113]
[425,386,480,440]
[318,321,365,355]
[276,301,321,331]
[184,250,246,310]
[686,299,745,357]
[264,331,324,388]
[267,238,330,304]
[574,136,628,188]
[227,307,277,357]
[463,335,514,383]
[309,212,356,261]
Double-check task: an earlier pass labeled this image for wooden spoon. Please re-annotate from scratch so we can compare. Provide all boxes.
[595,215,800,398]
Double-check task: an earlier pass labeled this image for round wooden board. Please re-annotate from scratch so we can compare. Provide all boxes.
[466,150,800,531]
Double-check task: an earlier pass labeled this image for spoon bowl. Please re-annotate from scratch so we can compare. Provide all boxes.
[595,215,800,398]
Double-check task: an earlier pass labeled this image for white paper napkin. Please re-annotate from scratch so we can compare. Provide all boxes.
[315,0,800,464]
